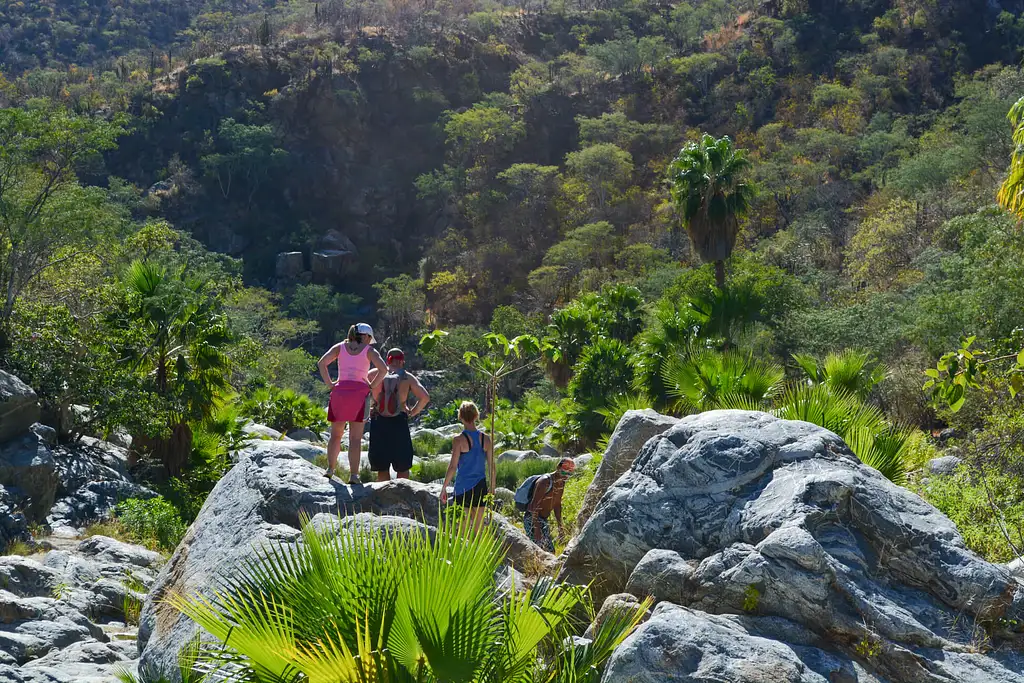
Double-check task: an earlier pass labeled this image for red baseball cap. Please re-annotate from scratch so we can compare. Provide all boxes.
[387,348,405,363]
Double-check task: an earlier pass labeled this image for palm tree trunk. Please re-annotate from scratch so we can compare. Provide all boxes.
[714,260,726,289]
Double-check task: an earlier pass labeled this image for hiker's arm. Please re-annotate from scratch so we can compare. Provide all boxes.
[441,438,462,503]
[407,375,430,418]
[554,498,565,533]
[369,370,382,402]
[367,349,387,390]
[317,344,341,387]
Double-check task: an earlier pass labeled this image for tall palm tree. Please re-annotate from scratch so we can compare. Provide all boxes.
[667,133,756,288]
[122,260,233,476]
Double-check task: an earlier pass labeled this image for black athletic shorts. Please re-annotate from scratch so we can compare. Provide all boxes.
[368,413,414,473]
[452,478,489,508]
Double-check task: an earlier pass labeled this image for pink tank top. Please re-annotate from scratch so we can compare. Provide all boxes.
[336,343,370,383]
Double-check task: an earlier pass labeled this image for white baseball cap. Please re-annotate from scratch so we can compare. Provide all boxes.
[355,322,376,343]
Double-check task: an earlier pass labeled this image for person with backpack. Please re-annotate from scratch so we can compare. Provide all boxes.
[318,323,388,484]
[521,458,576,553]
[440,401,495,532]
[368,348,430,481]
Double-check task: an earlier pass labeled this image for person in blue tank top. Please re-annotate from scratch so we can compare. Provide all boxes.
[440,401,495,532]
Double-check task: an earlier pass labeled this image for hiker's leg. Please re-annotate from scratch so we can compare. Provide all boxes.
[376,470,390,482]
[347,421,364,479]
[395,469,411,479]
[327,422,344,472]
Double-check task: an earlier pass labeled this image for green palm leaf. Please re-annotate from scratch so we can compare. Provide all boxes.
[773,384,908,483]
[168,511,643,683]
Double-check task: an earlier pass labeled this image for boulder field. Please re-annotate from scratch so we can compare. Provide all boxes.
[5,381,1022,682]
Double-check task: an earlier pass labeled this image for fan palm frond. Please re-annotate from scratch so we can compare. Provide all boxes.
[168,512,646,682]
[662,349,783,414]
[597,393,653,430]
[773,384,908,483]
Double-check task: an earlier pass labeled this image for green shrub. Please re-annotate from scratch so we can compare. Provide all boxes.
[903,430,940,472]
[420,399,464,428]
[494,409,542,451]
[115,497,187,552]
[411,432,453,458]
[239,386,326,434]
[495,459,557,491]
[411,459,449,483]
[560,453,601,538]
[916,466,1024,563]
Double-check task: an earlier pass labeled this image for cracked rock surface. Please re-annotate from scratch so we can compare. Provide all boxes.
[561,409,1024,683]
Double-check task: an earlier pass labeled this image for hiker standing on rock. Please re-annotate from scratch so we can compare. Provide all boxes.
[368,348,430,481]
[318,323,387,484]
[441,401,495,532]
[521,458,576,553]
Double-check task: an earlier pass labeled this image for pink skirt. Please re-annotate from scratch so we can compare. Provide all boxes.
[327,381,371,423]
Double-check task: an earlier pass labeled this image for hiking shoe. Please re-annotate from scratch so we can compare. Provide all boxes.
[349,474,362,485]
[324,468,335,479]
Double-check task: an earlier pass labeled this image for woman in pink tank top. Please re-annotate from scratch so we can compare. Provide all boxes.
[317,323,387,484]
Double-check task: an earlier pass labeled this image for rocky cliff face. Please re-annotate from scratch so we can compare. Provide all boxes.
[565,409,1024,683]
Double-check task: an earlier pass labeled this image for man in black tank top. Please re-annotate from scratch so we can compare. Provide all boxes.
[368,349,430,481]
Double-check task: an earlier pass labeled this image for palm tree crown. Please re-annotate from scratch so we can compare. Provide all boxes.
[667,133,755,287]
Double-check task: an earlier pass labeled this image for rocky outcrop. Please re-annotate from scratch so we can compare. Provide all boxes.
[138,440,556,680]
[48,436,156,533]
[604,603,886,683]
[0,370,40,445]
[0,424,152,537]
[574,409,678,531]
[275,251,305,280]
[565,410,1024,683]
[0,535,164,681]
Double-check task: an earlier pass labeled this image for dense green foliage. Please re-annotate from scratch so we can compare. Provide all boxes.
[5,0,1024,563]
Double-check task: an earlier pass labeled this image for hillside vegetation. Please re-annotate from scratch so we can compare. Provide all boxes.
[4,0,1024,562]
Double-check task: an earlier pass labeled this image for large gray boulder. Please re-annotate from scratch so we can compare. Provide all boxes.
[574,409,678,531]
[0,429,59,522]
[18,638,137,682]
[138,442,556,681]
[0,370,40,445]
[566,410,1024,683]
[603,603,883,683]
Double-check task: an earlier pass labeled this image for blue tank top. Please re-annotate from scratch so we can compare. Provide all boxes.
[453,430,486,495]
